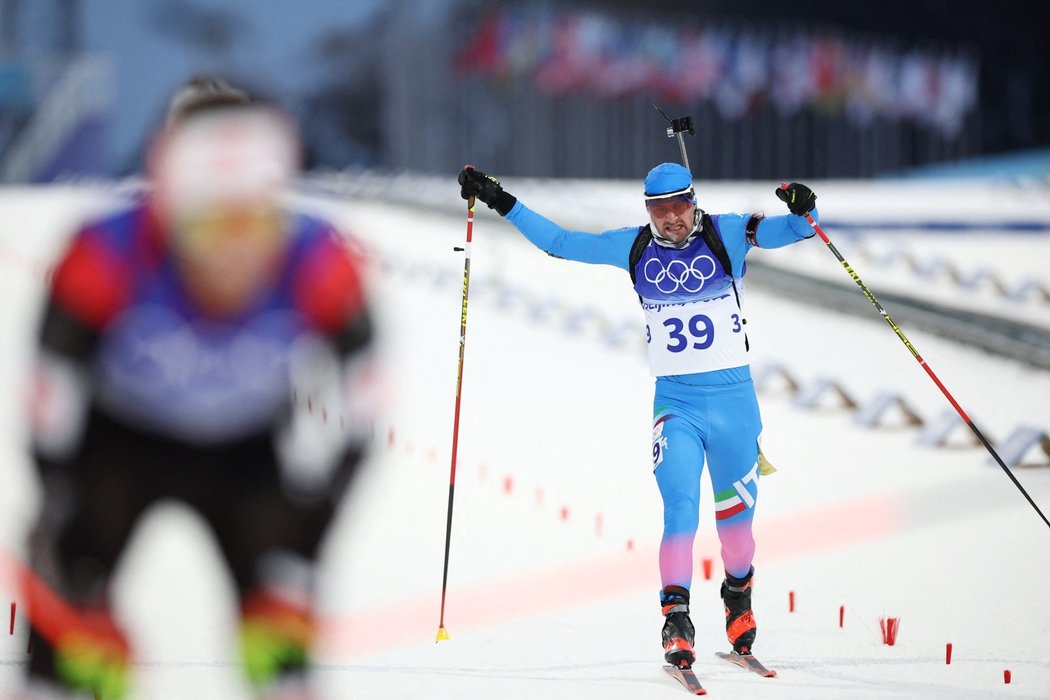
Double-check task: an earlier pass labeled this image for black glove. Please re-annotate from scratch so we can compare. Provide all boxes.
[775,182,816,216]
[458,166,517,216]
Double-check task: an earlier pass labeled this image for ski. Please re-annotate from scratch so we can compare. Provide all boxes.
[663,664,707,695]
[715,651,777,677]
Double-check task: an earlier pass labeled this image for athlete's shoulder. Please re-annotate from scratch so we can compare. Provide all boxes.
[710,212,749,229]
[606,225,647,241]
[50,201,159,329]
[288,213,368,333]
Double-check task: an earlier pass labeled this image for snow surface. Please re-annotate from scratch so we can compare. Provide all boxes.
[1,180,1049,699]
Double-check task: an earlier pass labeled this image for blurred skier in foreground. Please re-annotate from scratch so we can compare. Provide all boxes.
[24,78,375,698]
[459,163,817,671]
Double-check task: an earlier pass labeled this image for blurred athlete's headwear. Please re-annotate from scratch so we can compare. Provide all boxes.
[151,104,299,219]
[166,75,251,128]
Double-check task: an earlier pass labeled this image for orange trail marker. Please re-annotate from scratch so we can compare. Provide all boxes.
[789,590,795,612]
[701,558,713,581]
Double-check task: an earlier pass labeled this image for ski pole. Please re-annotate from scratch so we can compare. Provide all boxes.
[787,184,1050,531]
[436,194,477,641]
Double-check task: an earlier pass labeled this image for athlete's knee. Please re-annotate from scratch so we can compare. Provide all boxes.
[662,491,700,535]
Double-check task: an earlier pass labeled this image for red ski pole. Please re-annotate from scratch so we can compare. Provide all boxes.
[436,194,477,641]
[787,184,1050,531]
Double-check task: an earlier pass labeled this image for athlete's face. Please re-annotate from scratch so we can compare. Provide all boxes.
[646,194,696,243]
[171,201,286,316]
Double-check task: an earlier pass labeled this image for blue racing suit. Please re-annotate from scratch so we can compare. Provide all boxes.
[504,200,815,586]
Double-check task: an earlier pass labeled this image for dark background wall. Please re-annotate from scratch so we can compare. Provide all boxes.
[0,0,1046,180]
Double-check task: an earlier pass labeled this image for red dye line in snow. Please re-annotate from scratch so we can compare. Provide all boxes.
[320,492,904,661]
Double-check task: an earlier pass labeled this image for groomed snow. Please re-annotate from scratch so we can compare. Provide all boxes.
[1,181,1048,699]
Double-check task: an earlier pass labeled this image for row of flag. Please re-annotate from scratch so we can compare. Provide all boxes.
[454,9,978,137]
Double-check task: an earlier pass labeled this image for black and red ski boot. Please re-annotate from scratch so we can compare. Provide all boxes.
[720,567,757,655]
[660,585,696,668]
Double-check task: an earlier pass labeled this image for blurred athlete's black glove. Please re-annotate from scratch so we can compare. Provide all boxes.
[775,182,817,216]
[458,166,517,216]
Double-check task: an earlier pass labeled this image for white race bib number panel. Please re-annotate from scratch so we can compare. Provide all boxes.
[643,293,747,376]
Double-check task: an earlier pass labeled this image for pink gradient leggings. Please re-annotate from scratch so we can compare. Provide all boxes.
[651,379,763,588]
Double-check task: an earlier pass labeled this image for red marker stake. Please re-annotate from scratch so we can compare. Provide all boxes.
[789,591,795,613]
[879,616,900,646]
[839,605,844,628]
[1004,669,1011,684]
[9,602,14,635]
[945,643,952,665]
[701,558,713,581]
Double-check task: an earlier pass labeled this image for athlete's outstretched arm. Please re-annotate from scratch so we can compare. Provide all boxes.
[756,182,820,249]
[750,207,819,249]
[459,165,637,270]
[505,201,638,270]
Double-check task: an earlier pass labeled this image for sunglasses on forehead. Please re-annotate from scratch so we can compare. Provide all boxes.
[645,192,696,218]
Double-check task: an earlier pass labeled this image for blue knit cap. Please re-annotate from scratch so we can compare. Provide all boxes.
[643,162,694,198]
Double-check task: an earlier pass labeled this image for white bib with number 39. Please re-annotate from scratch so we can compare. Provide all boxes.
[643,293,748,377]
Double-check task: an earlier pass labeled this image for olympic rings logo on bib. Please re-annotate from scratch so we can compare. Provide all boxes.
[643,255,717,294]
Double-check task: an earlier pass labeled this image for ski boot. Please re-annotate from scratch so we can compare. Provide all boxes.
[660,585,696,668]
[29,606,131,700]
[720,567,757,655]
[240,589,315,696]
